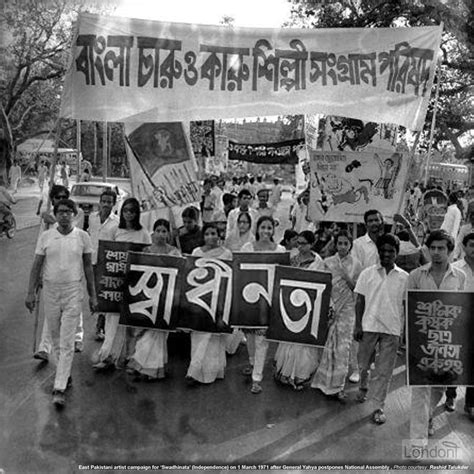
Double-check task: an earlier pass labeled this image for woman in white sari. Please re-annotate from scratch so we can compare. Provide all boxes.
[274,230,326,390]
[93,198,151,370]
[240,216,286,394]
[225,211,255,252]
[186,223,232,385]
[127,219,180,381]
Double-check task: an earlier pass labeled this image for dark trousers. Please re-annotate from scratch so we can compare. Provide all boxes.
[446,387,457,399]
[465,387,474,408]
[92,264,105,332]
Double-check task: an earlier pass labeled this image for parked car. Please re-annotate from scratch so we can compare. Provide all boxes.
[70,182,129,215]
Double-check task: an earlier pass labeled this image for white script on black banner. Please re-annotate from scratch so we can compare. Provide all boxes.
[178,256,233,333]
[407,290,474,386]
[231,252,290,328]
[120,252,184,330]
[96,240,149,313]
[266,266,332,347]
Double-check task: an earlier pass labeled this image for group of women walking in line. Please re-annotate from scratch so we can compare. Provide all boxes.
[93,199,362,399]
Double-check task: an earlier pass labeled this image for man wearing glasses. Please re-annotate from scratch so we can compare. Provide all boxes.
[25,199,97,408]
[33,185,85,360]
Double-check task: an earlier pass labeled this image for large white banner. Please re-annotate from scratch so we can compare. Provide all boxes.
[308,149,409,223]
[60,14,442,130]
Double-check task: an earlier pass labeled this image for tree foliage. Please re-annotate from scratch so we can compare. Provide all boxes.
[286,0,473,161]
[0,0,116,177]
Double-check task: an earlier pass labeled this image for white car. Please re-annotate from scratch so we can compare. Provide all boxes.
[70,182,129,215]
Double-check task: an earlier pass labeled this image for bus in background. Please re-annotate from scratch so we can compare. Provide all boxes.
[427,162,469,190]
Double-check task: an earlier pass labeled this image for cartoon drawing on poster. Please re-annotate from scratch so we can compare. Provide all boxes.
[324,117,398,152]
[309,149,408,223]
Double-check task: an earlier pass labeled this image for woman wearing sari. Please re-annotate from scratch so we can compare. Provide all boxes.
[224,212,255,355]
[311,230,362,400]
[186,223,232,385]
[126,219,180,381]
[274,230,326,390]
[93,198,151,370]
[224,211,255,252]
[240,216,286,394]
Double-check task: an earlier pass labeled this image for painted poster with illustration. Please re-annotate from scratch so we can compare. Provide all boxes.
[124,122,200,211]
[266,266,332,347]
[295,114,321,196]
[230,252,290,328]
[308,149,409,223]
[177,256,233,333]
[120,252,184,330]
[323,117,398,152]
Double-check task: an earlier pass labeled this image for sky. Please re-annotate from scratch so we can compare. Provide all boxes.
[114,0,292,28]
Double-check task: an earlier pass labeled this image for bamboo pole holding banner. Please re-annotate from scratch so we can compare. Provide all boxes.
[423,59,442,187]
[102,121,108,182]
[76,120,81,180]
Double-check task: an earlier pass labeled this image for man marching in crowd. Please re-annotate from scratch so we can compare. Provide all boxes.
[33,185,85,361]
[226,188,258,238]
[407,230,466,446]
[25,199,97,408]
[352,209,385,269]
[453,232,474,421]
[23,170,473,432]
[353,233,409,424]
[87,189,119,341]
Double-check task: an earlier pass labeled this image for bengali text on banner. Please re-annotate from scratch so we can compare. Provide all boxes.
[60,14,442,130]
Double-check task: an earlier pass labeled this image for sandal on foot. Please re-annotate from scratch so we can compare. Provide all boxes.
[372,409,386,425]
[337,391,348,403]
[356,389,368,403]
[242,366,253,376]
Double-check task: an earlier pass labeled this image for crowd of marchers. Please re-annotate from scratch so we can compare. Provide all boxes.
[22,173,474,454]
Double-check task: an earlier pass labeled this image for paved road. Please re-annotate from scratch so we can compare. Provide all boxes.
[1,190,472,474]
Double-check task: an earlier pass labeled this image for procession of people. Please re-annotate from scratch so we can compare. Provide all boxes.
[23,169,474,456]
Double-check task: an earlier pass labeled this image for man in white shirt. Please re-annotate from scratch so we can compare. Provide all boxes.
[452,231,474,422]
[210,176,225,212]
[270,178,282,208]
[254,188,275,219]
[291,189,314,233]
[352,209,385,269]
[25,198,97,408]
[440,192,462,239]
[453,204,474,260]
[33,185,85,360]
[353,233,408,425]
[201,178,217,223]
[407,229,466,448]
[88,189,119,340]
[411,182,422,215]
[9,160,21,194]
[226,188,259,239]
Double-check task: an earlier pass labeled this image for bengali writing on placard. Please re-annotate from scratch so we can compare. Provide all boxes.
[75,34,435,98]
[96,241,149,313]
[414,298,464,376]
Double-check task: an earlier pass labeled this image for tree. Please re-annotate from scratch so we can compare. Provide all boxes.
[286,0,474,161]
[0,0,114,179]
